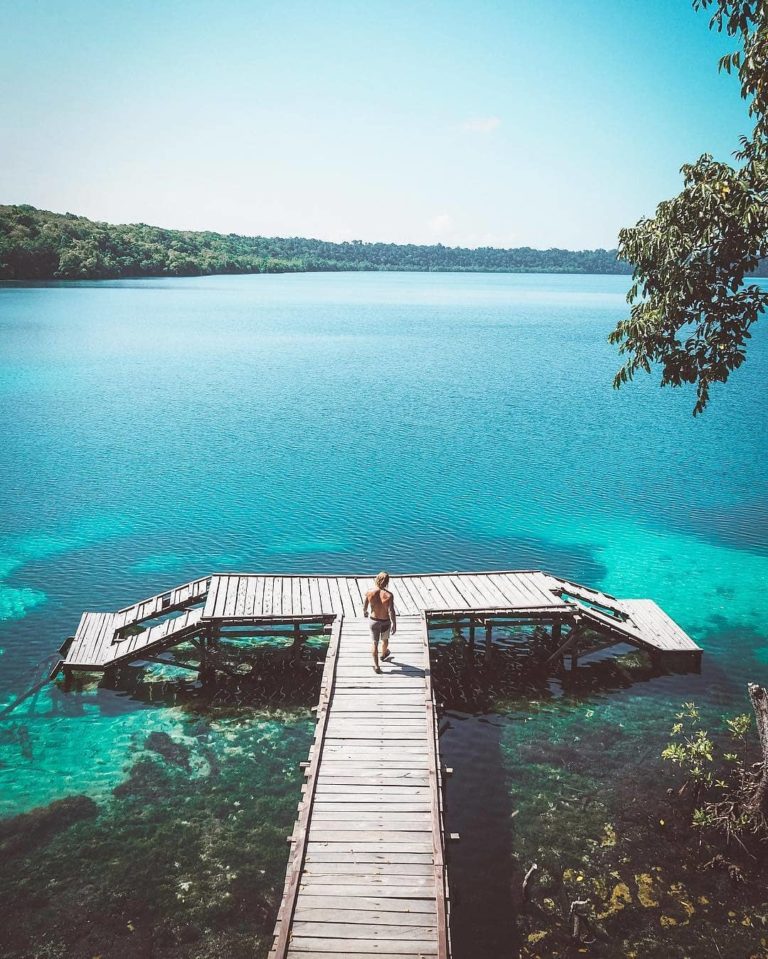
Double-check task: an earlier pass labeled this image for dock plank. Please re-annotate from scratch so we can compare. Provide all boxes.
[287,937,437,955]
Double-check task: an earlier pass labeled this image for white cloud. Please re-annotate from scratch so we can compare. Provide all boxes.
[461,116,501,134]
[428,213,455,237]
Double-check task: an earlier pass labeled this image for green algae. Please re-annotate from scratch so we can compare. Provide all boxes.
[432,640,768,958]
[0,710,313,959]
[501,699,767,957]
[0,636,324,957]
[0,638,327,817]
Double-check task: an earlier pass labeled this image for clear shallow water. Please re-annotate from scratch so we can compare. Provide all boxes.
[0,272,766,958]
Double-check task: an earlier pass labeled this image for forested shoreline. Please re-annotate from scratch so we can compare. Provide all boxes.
[0,204,634,280]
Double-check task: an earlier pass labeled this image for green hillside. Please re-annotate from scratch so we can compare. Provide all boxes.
[0,204,632,280]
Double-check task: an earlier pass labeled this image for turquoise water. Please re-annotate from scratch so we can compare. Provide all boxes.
[1,272,766,958]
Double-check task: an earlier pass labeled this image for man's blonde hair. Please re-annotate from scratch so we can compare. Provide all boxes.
[375,571,390,588]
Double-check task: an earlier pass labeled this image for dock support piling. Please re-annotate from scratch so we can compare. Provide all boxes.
[292,621,303,659]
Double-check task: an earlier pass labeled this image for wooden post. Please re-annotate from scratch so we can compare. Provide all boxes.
[552,620,562,648]
[468,620,476,650]
[485,620,493,662]
[544,620,584,669]
[293,622,303,659]
[748,683,768,815]
[569,618,582,670]
[197,634,208,682]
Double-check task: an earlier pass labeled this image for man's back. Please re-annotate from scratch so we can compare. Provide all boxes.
[366,587,393,620]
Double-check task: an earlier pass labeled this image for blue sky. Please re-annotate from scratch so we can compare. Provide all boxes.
[0,0,748,248]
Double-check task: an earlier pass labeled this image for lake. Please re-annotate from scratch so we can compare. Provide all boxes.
[1,272,766,958]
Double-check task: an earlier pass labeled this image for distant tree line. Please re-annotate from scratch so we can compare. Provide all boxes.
[0,204,634,280]
[2,204,767,282]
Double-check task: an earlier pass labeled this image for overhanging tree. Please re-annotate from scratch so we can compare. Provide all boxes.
[610,0,768,414]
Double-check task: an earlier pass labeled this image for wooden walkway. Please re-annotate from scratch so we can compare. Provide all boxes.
[59,570,701,674]
[271,615,449,959]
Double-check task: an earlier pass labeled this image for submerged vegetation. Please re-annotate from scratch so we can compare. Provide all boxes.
[0,714,312,959]
[0,638,324,959]
[662,690,768,847]
[430,635,768,958]
[0,203,633,280]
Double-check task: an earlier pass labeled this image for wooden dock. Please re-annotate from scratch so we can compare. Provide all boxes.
[271,614,449,959]
[58,570,701,676]
[53,569,702,958]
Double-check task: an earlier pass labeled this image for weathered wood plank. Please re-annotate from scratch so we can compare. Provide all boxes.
[300,873,433,886]
[271,576,282,616]
[308,578,322,615]
[226,575,242,618]
[346,577,366,609]
[286,951,436,959]
[305,841,435,854]
[287,936,437,954]
[393,578,423,615]
[215,575,232,618]
[296,882,434,897]
[318,577,334,615]
[294,908,436,925]
[202,576,221,619]
[287,950,436,959]
[291,921,437,940]
[314,796,430,814]
[310,812,432,825]
[306,813,431,827]
[244,576,257,617]
[304,851,434,865]
[253,575,266,616]
[235,576,248,617]
[292,577,303,617]
[337,577,360,617]
[291,894,436,913]
[263,576,275,616]
[426,576,465,610]
[283,576,294,616]
[466,573,509,608]
[326,577,345,615]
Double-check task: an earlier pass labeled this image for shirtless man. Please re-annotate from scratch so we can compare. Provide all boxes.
[363,571,397,674]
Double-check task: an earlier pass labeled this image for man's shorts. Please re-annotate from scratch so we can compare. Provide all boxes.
[369,617,391,644]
